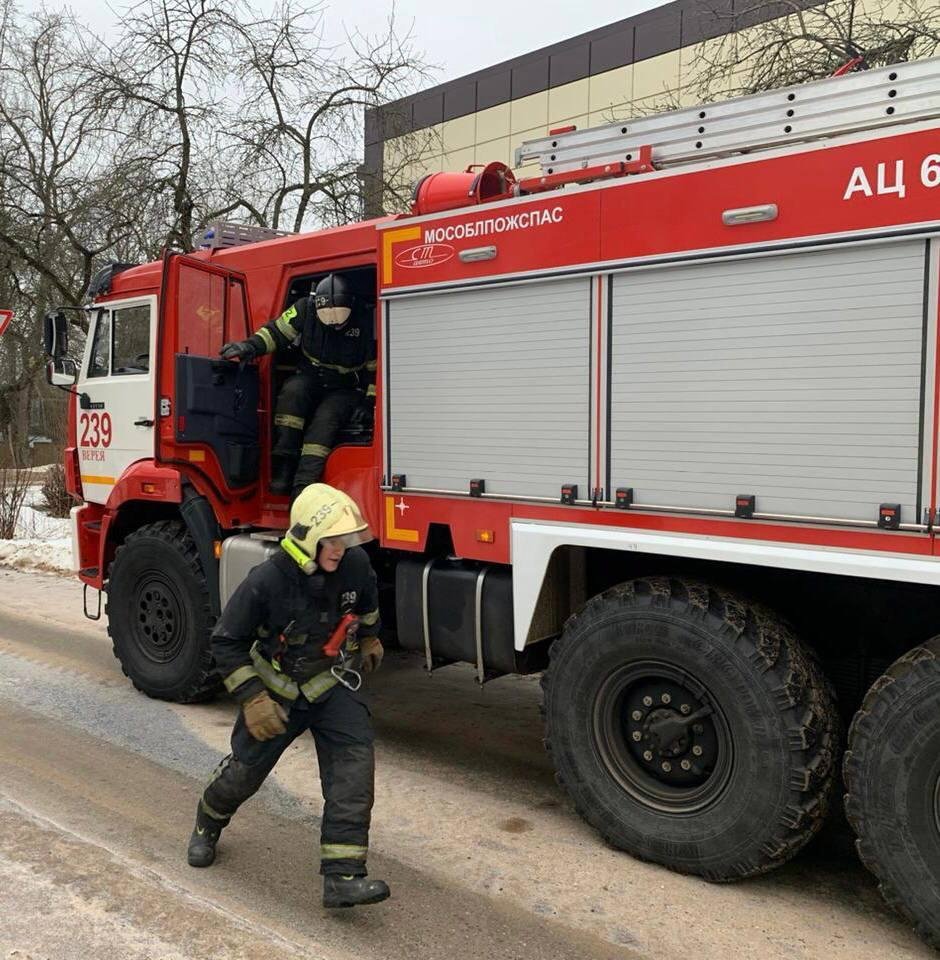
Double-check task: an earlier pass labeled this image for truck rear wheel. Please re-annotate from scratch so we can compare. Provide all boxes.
[542,577,839,880]
[106,520,219,703]
[844,639,940,947]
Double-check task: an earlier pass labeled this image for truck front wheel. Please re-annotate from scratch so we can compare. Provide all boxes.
[844,639,940,946]
[542,577,839,880]
[106,520,219,702]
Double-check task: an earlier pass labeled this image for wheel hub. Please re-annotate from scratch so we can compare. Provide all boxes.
[645,707,692,756]
[134,577,184,663]
[593,660,732,811]
[625,680,719,788]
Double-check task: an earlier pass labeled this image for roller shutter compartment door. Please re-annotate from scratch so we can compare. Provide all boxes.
[387,277,591,499]
[609,240,926,523]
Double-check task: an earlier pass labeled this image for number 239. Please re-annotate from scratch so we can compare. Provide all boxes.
[80,412,112,447]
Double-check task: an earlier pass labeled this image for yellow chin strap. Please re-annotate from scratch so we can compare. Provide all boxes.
[281,537,317,575]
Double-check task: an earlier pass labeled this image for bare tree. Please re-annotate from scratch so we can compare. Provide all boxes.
[369,111,442,217]
[0,0,431,465]
[225,3,434,228]
[0,463,30,535]
[85,0,241,252]
[0,10,154,308]
[0,0,431,467]
[0,9,117,457]
[87,0,434,247]
[659,0,940,111]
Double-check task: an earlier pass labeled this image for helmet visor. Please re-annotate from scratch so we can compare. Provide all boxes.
[317,306,352,327]
[319,527,374,551]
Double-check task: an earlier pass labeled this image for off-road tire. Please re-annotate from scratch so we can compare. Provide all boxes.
[106,520,219,702]
[844,639,940,947]
[542,577,839,880]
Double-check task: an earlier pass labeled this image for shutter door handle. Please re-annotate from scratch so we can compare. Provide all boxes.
[134,417,154,427]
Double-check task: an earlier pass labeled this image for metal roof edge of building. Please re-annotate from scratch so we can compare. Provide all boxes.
[368,0,826,138]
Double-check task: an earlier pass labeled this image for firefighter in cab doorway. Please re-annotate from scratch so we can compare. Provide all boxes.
[220,274,375,500]
[186,483,389,909]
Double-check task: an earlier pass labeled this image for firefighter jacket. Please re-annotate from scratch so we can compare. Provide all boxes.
[213,546,381,705]
[247,296,376,396]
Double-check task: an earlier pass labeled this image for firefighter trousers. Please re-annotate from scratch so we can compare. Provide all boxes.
[272,371,361,490]
[199,684,375,876]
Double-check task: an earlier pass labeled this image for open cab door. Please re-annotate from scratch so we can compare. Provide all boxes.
[157,254,260,501]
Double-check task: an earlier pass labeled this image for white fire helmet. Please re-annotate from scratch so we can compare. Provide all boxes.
[281,483,373,574]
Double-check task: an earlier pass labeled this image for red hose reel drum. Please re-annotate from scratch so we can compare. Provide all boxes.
[411,161,517,216]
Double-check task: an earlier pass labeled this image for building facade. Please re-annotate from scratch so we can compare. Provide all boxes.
[362,0,901,215]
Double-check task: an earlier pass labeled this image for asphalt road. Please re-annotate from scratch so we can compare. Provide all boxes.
[0,566,933,960]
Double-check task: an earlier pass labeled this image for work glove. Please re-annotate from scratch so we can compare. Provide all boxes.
[220,339,258,361]
[243,691,288,740]
[359,636,384,674]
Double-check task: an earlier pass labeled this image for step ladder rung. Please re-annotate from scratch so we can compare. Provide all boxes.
[515,57,940,176]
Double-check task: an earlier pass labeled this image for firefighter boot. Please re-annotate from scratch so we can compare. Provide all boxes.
[323,875,391,908]
[270,454,297,496]
[187,805,226,868]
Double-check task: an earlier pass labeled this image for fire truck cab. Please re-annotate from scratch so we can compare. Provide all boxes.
[47,57,940,945]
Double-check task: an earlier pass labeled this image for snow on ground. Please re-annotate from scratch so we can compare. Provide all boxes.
[0,481,73,575]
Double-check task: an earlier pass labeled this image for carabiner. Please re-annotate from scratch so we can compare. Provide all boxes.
[330,663,362,691]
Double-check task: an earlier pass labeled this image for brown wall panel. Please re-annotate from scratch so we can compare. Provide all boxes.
[361,140,384,218]
[364,107,381,146]
[412,93,444,130]
[681,0,735,44]
[633,8,683,61]
[376,102,414,140]
[443,81,477,121]
[590,27,635,74]
[550,43,590,87]
[511,57,549,99]
[732,0,822,29]
[477,69,512,110]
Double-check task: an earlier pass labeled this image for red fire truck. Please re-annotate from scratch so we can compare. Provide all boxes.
[44,57,940,942]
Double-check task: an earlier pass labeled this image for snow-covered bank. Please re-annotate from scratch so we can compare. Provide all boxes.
[0,482,73,575]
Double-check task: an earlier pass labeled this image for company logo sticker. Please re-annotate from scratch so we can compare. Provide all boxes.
[394,243,455,269]
[195,305,222,323]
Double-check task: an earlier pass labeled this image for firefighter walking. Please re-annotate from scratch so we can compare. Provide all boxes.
[186,484,389,908]
[220,274,375,500]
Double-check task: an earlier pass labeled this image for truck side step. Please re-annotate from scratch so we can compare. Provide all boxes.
[83,581,102,621]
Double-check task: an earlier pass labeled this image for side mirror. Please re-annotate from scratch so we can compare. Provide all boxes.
[43,311,69,359]
[46,357,77,387]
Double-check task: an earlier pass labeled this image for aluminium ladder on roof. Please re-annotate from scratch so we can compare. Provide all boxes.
[514,56,940,176]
